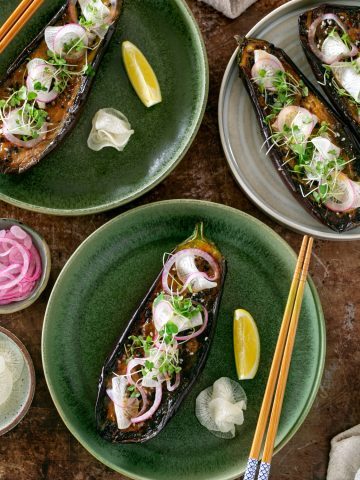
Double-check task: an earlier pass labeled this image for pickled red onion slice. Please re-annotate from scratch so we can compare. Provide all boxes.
[162,248,219,295]
[0,227,42,305]
[308,13,358,64]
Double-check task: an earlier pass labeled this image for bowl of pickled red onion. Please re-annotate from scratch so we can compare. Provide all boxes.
[0,219,51,314]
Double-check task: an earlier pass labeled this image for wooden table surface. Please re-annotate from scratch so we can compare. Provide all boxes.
[1,1,359,479]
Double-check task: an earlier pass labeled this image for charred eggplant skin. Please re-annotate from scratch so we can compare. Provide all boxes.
[95,224,226,444]
[299,4,360,137]
[237,36,360,233]
[0,1,123,174]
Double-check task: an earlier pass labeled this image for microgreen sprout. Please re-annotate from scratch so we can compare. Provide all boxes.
[79,15,94,29]
[327,27,353,50]
[127,385,140,398]
[341,32,352,50]
[159,321,179,345]
[258,70,309,122]
[0,86,49,141]
[171,295,201,318]
[63,37,87,55]
[128,335,154,357]
[330,73,360,111]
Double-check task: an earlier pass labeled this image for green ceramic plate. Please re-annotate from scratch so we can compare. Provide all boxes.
[0,1,207,215]
[42,200,325,480]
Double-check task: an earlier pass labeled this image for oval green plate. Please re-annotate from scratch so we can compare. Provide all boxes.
[42,200,325,480]
[0,1,207,215]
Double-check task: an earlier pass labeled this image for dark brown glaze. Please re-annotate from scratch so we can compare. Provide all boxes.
[95,224,226,443]
[0,0,123,174]
[299,4,360,137]
[237,36,360,233]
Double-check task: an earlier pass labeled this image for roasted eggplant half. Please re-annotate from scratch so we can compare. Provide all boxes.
[299,4,360,137]
[0,0,122,174]
[95,223,226,443]
[238,36,360,232]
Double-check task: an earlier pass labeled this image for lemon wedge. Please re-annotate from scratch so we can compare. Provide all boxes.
[122,40,162,108]
[233,309,260,380]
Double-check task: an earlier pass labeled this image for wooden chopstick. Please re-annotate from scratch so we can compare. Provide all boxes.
[243,235,312,480]
[0,0,34,42]
[0,0,44,55]
[258,237,313,479]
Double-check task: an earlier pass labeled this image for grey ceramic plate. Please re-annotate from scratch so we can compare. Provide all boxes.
[0,0,208,215]
[42,200,325,480]
[0,327,35,436]
[219,0,360,241]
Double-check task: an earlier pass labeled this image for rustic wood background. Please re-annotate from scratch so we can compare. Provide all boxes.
[1,1,359,479]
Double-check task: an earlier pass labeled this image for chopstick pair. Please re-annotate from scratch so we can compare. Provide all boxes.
[244,235,314,480]
[0,0,44,55]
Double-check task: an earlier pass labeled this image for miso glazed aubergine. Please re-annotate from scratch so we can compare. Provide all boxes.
[237,36,360,233]
[95,224,226,443]
[0,0,122,174]
[299,4,360,137]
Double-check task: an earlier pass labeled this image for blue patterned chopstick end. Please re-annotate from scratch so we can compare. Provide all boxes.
[244,458,258,480]
[258,461,271,480]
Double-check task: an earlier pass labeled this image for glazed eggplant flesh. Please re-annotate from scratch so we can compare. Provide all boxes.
[238,36,360,233]
[95,224,226,443]
[299,4,360,137]
[0,0,122,174]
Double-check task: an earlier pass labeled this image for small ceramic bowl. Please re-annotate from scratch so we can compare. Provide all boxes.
[0,326,35,436]
[0,219,51,314]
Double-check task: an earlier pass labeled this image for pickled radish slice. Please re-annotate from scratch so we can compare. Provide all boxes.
[325,173,355,212]
[79,0,111,38]
[311,137,341,162]
[212,377,247,405]
[153,299,173,331]
[3,108,48,147]
[196,386,220,432]
[107,376,139,429]
[87,108,134,151]
[350,180,360,209]
[175,254,217,292]
[331,59,360,103]
[254,49,283,68]
[26,62,58,103]
[209,397,245,434]
[44,26,60,52]
[3,108,36,137]
[152,296,204,334]
[26,58,47,74]
[196,377,247,439]
[251,50,284,91]
[272,106,318,143]
[321,32,351,61]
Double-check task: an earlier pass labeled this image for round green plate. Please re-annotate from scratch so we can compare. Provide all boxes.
[0,1,207,215]
[42,200,325,480]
